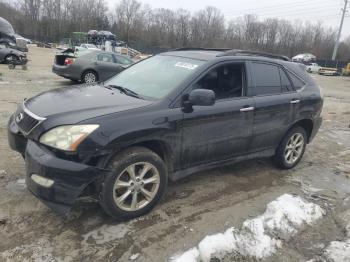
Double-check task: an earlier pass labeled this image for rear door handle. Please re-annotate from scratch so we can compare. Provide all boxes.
[240,106,255,112]
[290,99,300,104]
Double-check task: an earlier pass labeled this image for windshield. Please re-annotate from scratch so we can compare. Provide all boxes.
[105,55,205,99]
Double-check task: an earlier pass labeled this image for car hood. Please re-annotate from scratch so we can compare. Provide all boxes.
[25,84,153,122]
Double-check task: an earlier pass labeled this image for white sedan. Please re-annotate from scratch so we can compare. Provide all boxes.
[80,44,100,50]
[306,63,321,73]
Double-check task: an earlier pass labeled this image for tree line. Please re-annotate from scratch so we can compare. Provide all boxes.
[0,0,349,60]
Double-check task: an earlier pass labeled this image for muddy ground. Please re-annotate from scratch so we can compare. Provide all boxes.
[0,46,349,262]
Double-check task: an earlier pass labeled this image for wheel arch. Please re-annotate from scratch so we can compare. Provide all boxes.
[291,119,314,143]
[99,139,174,173]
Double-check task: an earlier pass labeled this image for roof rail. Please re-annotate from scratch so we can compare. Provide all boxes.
[217,49,290,61]
[172,47,231,52]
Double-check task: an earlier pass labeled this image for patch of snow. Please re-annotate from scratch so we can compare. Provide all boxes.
[171,247,200,262]
[172,194,324,262]
[263,194,324,240]
[198,228,237,261]
[17,178,25,185]
[235,218,282,258]
[323,239,350,262]
[81,223,130,246]
[129,253,140,260]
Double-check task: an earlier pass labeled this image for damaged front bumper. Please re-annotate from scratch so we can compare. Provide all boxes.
[8,116,109,215]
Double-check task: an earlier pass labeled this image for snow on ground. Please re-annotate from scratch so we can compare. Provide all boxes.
[307,211,350,262]
[171,194,325,262]
[323,239,350,262]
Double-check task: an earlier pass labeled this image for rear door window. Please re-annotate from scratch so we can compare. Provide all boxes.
[251,62,281,95]
[279,68,293,92]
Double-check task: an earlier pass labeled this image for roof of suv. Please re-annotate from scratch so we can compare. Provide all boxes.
[161,48,314,84]
[161,48,291,62]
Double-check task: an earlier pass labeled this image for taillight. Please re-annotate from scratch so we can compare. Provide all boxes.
[64,58,75,65]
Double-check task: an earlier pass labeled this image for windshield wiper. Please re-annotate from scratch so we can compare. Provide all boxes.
[106,84,142,99]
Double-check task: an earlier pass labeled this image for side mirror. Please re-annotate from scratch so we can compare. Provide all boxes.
[189,89,215,106]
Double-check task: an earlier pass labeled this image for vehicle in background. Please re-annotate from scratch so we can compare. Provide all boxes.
[0,44,27,64]
[13,34,31,44]
[318,66,341,76]
[0,17,16,46]
[9,49,323,219]
[306,63,321,73]
[292,53,316,64]
[80,43,100,50]
[52,50,134,83]
[0,17,28,52]
[342,63,350,76]
[13,34,28,52]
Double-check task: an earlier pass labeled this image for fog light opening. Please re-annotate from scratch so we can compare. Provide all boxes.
[31,174,54,188]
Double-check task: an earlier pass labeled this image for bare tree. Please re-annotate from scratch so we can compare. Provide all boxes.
[0,0,349,60]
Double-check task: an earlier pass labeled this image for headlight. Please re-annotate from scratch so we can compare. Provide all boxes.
[39,125,99,151]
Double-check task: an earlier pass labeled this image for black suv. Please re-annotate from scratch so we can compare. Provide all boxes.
[8,49,323,219]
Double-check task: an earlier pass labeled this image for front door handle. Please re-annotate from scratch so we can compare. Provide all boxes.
[240,106,255,112]
[290,99,300,104]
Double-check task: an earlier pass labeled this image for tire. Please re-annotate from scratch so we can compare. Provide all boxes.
[99,147,167,219]
[4,54,19,64]
[81,70,98,84]
[273,126,307,169]
[307,68,311,73]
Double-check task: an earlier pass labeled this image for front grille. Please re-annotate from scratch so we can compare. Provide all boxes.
[15,102,45,135]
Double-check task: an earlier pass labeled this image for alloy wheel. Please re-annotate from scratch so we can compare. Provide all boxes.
[284,133,305,165]
[84,72,96,83]
[112,162,160,211]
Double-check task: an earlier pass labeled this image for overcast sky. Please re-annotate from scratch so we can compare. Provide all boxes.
[106,0,350,39]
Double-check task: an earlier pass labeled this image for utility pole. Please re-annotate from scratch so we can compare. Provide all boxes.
[332,0,348,60]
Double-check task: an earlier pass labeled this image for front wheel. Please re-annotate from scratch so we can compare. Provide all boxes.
[5,54,19,64]
[274,126,307,169]
[99,147,167,219]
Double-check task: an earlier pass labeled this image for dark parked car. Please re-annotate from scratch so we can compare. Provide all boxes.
[0,44,27,64]
[8,49,323,219]
[52,50,134,83]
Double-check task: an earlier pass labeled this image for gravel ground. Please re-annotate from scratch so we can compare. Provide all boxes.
[0,46,349,262]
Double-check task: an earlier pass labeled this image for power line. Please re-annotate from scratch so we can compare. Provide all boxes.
[233,6,341,18]
[222,0,336,15]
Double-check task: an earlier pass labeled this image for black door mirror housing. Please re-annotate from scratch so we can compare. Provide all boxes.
[188,89,215,107]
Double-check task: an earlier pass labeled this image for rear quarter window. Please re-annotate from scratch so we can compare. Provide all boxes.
[288,72,305,90]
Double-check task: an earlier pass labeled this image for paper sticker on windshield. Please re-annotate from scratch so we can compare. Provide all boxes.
[175,62,199,70]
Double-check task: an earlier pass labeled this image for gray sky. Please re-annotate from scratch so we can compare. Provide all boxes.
[107,0,350,39]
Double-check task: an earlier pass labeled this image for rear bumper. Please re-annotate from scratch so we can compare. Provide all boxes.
[309,116,322,142]
[52,64,79,80]
[8,116,108,214]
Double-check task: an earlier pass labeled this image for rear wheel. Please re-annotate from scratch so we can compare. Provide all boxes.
[81,70,98,84]
[99,147,167,219]
[274,126,307,169]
